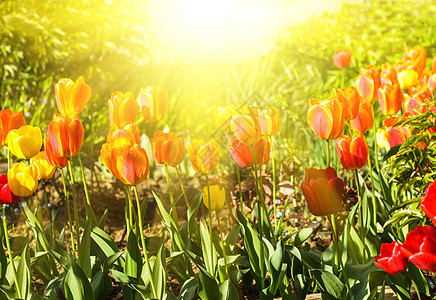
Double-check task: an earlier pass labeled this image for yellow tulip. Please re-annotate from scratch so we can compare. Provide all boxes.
[30,151,56,180]
[7,125,42,159]
[187,139,220,174]
[397,69,419,90]
[55,76,91,118]
[7,162,38,197]
[203,185,225,211]
[258,107,280,136]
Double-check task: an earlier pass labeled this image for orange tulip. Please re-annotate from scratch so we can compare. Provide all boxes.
[44,137,68,168]
[333,87,361,121]
[381,64,399,86]
[301,167,344,216]
[230,106,261,145]
[108,91,139,126]
[378,84,404,116]
[356,65,381,101]
[258,107,280,136]
[47,114,84,159]
[307,97,344,140]
[350,99,373,133]
[228,136,270,168]
[332,50,351,69]
[187,139,220,174]
[403,45,426,75]
[55,76,91,118]
[151,131,185,167]
[100,139,149,185]
[137,86,168,123]
[0,109,26,146]
[107,123,140,145]
[335,134,368,170]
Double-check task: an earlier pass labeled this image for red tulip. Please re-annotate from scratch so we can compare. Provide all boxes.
[0,109,26,146]
[0,174,20,205]
[383,117,411,149]
[44,137,68,168]
[374,241,408,274]
[335,134,368,170]
[350,99,373,133]
[421,180,436,226]
[47,114,84,158]
[228,136,270,168]
[332,50,351,69]
[401,225,436,272]
[301,167,344,216]
[307,97,344,140]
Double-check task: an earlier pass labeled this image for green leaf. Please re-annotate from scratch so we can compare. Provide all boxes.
[125,231,142,280]
[16,244,31,300]
[90,225,118,261]
[218,279,239,300]
[294,228,313,247]
[97,209,108,230]
[197,269,219,300]
[90,270,112,300]
[199,222,217,276]
[407,263,429,296]
[151,244,166,300]
[225,225,240,248]
[63,260,95,300]
[78,221,92,279]
[312,269,344,298]
[178,278,198,300]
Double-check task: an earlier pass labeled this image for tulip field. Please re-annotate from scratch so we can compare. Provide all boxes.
[1,0,436,299]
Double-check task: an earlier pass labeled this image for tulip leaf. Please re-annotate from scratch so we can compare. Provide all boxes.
[78,221,92,279]
[218,279,239,300]
[64,260,95,300]
[199,222,217,276]
[125,231,142,280]
[407,263,430,296]
[16,244,31,300]
[151,243,166,300]
[311,269,344,298]
[90,225,118,261]
[197,268,219,300]
[294,228,314,247]
[178,277,198,300]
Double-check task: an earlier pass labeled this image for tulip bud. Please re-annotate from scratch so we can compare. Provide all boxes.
[7,125,42,159]
[0,109,26,146]
[335,134,368,170]
[47,114,84,158]
[258,107,280,136]
[203,185,225,211]
[188,139,220,174]
[55,76,91,118]
[137,86,168,123]
[307,97,344,140]
[356,65,381,101]
[151,131,185,167]
[332,50,351,69]
[108,91,139,126]
[7,162,38,197]
[350,99,373,133]
[378,84,404,116]
[333,87,361,121]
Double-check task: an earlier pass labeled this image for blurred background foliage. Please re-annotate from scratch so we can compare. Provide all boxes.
[1,0,436,175]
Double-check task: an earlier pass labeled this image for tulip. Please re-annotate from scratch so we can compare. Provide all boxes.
[397,69,419,90]
[44,137,68,168]
[374,242,408,274]
[137,86,168,123]
[215,105,237,132]
[258,107,280,135]
[0,174,20,205]
[376,129,391,151]
[403,45,426,75]
[7,125,42,159]
[100,139,149,185]
[420,180,436,226]
[108,91,139,126]
[381,64,399,86]
[203,185,225,211]
[427,73,436,91]
[187,139,220,174]
[151,131,185,167]
[228,136,270,168]
[333,87,360,121]
[47,114,84,158]
[332,50,351,69]
[335,134,368,170]
[7,162,38,197]
[383,117,411,149]
[30,151,56,180]
[378,84,404,116]
[0,109,26,146]
[300,167,344,216]
[231,106,261,145]
[55,76,91,118]
[107,123,140,145]
[307,97,344,140]
[401,225,436,272]
[432,58,436,74]
[350,99,373,133]
[402,94,426,115]
[356,65,381,101]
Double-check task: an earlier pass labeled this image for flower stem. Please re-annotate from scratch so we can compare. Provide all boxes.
[270,135,277,233]
[216,210,228,279]
[328,214,350,291]
[67,159,80,256]
[2,209,21,299]
[175,166,189,208]
[124,185,131,233]
[205,173,213,270]
[133,185,156,297]
[365,135,378,231]
[78,153,91,206]
[236,164,243,212]
[326,139,330,168]
[164,164,178,225]
[60,168,75,255]
[7,147,11,170]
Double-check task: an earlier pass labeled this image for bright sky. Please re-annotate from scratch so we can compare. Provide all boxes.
[147,0,340,63]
